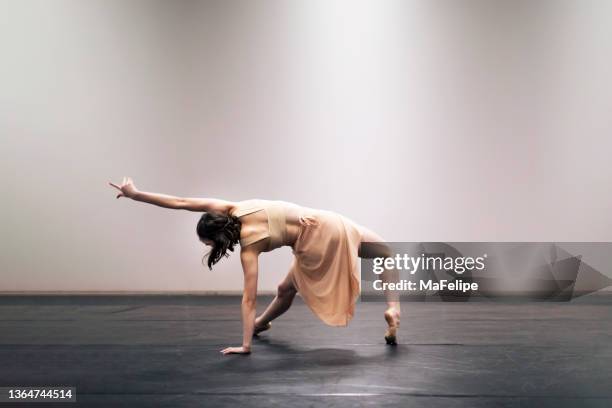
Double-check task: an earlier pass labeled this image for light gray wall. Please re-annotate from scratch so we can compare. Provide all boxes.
[1,0,611,292]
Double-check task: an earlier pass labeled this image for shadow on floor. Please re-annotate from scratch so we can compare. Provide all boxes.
[212,336,407,372]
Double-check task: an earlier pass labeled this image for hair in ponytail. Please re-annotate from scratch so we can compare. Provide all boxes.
[196,212,242,270]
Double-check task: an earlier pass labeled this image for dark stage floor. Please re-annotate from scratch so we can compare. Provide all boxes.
[1,294,611,407]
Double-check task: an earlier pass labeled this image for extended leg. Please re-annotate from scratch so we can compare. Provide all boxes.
[253,271,297,335]
[358,226,401,345]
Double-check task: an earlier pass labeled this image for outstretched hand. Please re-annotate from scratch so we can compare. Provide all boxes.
[108,177,138,199]
[220,346,251,355]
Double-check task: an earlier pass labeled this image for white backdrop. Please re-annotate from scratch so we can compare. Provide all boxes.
[1,0,611,292]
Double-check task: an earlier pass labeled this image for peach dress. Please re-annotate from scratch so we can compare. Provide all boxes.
[230,199,363,326]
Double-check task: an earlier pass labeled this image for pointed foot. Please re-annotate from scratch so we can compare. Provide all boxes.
[384,307,400,345]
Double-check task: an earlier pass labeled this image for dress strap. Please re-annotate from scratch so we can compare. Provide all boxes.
[232,206,264,218]
[231,200,265,218]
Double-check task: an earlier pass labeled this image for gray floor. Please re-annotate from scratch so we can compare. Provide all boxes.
[1,294,611,407]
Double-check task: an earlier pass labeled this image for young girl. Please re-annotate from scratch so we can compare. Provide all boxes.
[109,177,400,355]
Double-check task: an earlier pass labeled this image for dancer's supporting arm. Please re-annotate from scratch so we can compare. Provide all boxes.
[221,248,259,355]
[108,177,233,213]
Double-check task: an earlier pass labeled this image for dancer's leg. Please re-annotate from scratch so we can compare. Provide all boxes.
[253,271,297,334]
[358,226,401,345]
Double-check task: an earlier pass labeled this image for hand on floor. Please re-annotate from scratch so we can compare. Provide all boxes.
[220,346,251,355]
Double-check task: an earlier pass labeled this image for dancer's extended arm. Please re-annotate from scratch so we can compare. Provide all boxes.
[108,177,233,213]
[221,248,259,355]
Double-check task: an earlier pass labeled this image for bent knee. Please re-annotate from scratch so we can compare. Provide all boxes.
[277,283,296,298]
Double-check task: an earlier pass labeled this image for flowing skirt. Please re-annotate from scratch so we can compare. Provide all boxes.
[289,210,363,326]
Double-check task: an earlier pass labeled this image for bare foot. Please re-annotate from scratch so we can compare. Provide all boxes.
[253,320,271,336]
[384,307,400,345]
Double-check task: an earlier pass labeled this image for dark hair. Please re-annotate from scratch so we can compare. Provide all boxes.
[196,212,242,270]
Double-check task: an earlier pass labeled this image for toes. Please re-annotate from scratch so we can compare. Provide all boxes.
[385,335,397,346]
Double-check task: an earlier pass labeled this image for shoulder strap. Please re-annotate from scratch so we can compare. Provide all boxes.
[231,200,265,218]
[233,206,264,218]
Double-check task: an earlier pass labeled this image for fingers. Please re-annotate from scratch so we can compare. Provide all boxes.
[109,182,124,199]
[109,177,132,191]
[220,347,248,355]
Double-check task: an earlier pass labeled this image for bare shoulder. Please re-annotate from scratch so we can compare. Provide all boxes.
[201,198,236,214]
[239,245,260,264]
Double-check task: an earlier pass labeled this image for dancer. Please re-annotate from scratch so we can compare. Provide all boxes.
[109,177,401,355]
